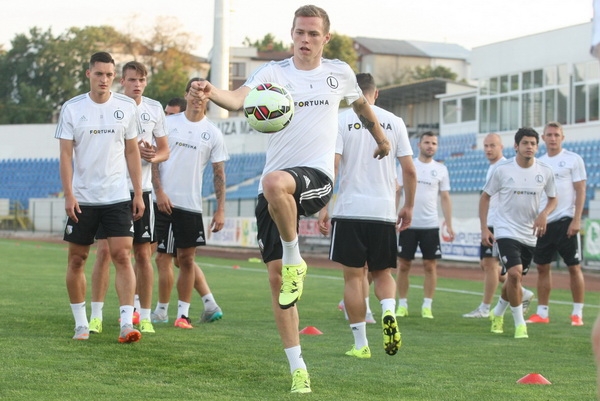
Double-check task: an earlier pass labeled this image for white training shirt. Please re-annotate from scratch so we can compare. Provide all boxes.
[54,92,140,206]
[159,113,229,214]
[483,157,556,247]
[398,158,450,229]
[130,96,168,192]
[244,57,361,193]
[332,105,412,223]
[538,149,587,222]
[484,156,507,228]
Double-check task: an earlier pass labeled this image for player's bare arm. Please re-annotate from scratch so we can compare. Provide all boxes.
[59,139,80,222]
[211,161,226,232]
[534,196,557,237]
[479,192,494,246]
[151,162,173,215]
[351,96,390,159]
[124,137,145,220]
[397,155,416,231]
[569,180,586,237]
[190,80,250,112]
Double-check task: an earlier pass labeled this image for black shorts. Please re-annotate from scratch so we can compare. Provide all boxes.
[154,206,206,251]
[96,191,154,243]
[480,226,495,260]
[329,219,397,270]
[255,167,333,263]
[63,201,133,246]
[496,238,534,275]
[534,217,581,266]
[397,228,441,260]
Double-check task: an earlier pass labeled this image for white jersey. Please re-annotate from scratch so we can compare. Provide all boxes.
[484,156,507,228]
[398,158,450,229]
[332,105,412,223]
[54,92,140,206]
[538,149,586,222]
[159,113,229,213]
[131,96,168,192]
[483,157,556,247]
[244,57,362,193]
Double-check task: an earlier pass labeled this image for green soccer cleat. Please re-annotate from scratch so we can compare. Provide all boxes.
[200,307,223,323]
[514,324,529,339]
[382,310,401,356]
[89,318,102,334]
[395,305,408,318]
[279,260,307,309]
[139,319,155,333]
[490,312,504,334]
[421,307,434,319]
[290,368,311,394]
[345,345,371,359]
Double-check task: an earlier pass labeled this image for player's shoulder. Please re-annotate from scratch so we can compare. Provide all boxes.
[141,96,164,110]
[62,93,88,108]
[536,158,554,171]
[562,148,585,161]
[112,92,137,107]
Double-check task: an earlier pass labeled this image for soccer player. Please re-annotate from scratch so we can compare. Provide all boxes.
[88,61,170,336]
[483,128,557,339]
[527,122,587,326]
[395,131,454,319]
[187,5,391,393]
[152,77,228,330]
[463,133,534,318]
[164,97,186,115]
[318,72,416,359]
[55,52,144,343]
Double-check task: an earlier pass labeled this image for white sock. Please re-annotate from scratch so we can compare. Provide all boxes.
[281,237,302,266]
[365,297,372,314]
[572,303,584,317]
[202,293,218,311]
[350,322,368,349]
[380,298,396,315]
[119,305,134,327]
[90,302,104,320]
[155,302,169,314]
[139,308,151,321]
[398,298,408,308]
[511,304,526,326]
[177,301,191,318]
[494,297,510,316]
[71,302,88,327]
[480,303,491,312]
[134,294,141,311]
[536,305,549,318]
[284,345,307,373]
[422,298,433,309]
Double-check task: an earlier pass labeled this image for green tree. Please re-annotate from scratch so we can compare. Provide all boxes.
[243,33,290,52]
[323,32,358,72]
[412,65,458,81]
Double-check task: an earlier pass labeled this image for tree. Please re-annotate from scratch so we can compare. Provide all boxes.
[412,65,458,81]
[243,33,290,52]
[323,32,358,72]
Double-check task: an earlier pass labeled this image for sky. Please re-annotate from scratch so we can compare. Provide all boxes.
[1,0,594,58]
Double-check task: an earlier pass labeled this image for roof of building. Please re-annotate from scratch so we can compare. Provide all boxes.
[377,78,475,107]
[354,37,470,60]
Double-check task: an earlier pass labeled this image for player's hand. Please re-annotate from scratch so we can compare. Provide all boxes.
[373,139,391,159]
[567,220,581,238]
[64,194,81,223]
[397,206,413,232]
[132,193,145,221]
[156,191,173,215]
[190,80,211,102]
[533,213,548,237]
[210,209,225,233]
[317,209,330,236]
[481,228,494,247]
[138,140,156,163]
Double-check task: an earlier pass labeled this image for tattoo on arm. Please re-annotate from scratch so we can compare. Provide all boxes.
[359,114,375,130]
[151,163,162,191]
[213,162,226,208]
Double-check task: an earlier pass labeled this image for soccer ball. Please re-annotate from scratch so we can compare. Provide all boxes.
[243,83,294,133]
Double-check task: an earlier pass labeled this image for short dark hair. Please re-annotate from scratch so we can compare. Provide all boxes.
[122,61,147,77]
[514,127,539,145]
[185,77,205,93]
[293,5,330,34]
[167,97,187,112]
[419,131,438,143]
[356,73,376,95]
[89,52,115,68]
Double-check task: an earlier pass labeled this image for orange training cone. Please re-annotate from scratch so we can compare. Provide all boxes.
[232,265,240,269]
[516,373,551,384]
[299,326,323,335]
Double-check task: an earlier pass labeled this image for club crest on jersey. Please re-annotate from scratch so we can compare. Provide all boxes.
[202,132,211,141]
[141,113,151,122]
[535,174,543,183]
[114,110,124,120]
[326,76,339,89]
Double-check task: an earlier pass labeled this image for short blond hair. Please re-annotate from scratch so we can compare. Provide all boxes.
[293,5,330,34]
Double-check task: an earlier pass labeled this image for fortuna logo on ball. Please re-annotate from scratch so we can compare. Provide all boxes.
[243,83,294,133]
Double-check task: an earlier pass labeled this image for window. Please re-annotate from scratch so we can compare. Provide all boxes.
[461,97,476,122]
[479,99,488,132]
[500,75,509,93]
[230,62,246,78]
[590,84,599,121]
[443,100,457,124]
